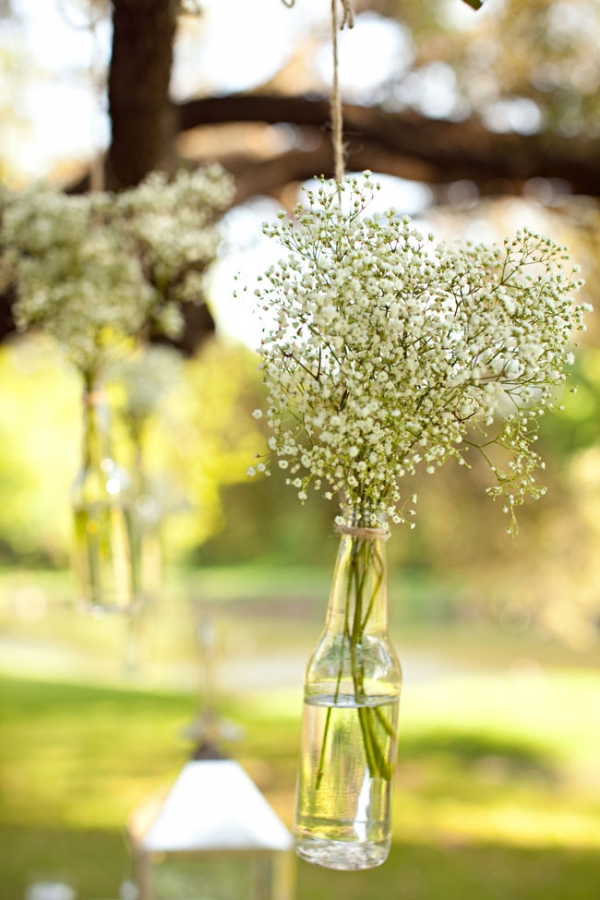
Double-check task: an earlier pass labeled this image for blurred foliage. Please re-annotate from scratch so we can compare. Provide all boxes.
[153,336,266,553]
[2,300,600,645]
[368,0,600,136]
[1,0,600,643]
[0,338,80,564]
[0,334,266,564]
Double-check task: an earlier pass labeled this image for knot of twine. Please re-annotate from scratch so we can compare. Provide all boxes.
[281,0,355,184]
[280,0,354,25]
[335,523,391,541]
[83,390,106,406]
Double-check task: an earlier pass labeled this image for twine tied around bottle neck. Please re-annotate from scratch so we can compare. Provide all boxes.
[335,522,391,541]
[83,389,106,406]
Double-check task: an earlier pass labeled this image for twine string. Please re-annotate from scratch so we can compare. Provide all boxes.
[281,0,354,184]
[335,523,391,542]
[83,390,107,406]
[331,0,355,184]
[339,0,355,30]
[330,0,344,184]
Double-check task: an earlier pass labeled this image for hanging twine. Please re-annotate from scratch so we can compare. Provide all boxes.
[335,523,391,541]
[83,390,106,406]
[280,0,355,183]
[280,1,379,534]
[331,0,354,183]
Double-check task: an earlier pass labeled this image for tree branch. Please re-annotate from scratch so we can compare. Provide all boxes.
[176,93,600,198]
[7,90,600,348]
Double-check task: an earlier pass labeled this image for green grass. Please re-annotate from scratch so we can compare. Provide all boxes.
[298,842,600,900]
[2,669,600,900]
[1,566,600,899]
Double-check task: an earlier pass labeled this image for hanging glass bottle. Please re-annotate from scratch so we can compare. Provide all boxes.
[129,426,163,613]
[123,429,163,671]
[294,513,402,871]
[72,379,134,615]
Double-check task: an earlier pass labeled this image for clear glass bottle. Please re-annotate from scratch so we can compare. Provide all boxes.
[72,382,133,615]
[129,432,163,612]
[294,516,402,871]
[123,437,163,671]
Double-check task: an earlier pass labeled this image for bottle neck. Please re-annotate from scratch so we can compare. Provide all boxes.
[129,417,147,494]
[326,524,389,637]
[82,387,112,470]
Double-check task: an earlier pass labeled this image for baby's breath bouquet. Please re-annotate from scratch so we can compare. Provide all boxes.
[254,174,588,871]
[256,174,587,531]
[0,165,233,614]
[0,165,233,386]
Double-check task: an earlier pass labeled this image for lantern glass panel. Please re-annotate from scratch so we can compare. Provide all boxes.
[151,853,277,900]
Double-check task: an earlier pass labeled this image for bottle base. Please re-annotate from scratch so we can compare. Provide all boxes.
[295,834,390,871]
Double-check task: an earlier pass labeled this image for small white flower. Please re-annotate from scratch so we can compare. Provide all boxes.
[252,409,263,419]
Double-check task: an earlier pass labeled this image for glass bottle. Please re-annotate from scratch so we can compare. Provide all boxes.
[129,427,163,612]
[72,381,133,615]
[294,515,402,871]
[123,431,163,671]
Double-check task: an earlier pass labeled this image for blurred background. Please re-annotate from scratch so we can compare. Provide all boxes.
[1,0,600,898]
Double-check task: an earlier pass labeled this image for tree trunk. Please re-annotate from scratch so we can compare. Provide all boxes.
[107,0,178,190]
[105,0,214,354]
[176,93,600,199]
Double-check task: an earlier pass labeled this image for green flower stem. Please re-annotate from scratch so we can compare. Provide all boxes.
[315,710,332,789]
[315,548,356,788]
[360,548,385,633]
[363,708,392,780]
[374,705,396,739]
[357,706,380,778]
[85,512,101,606]
[315,532,397,788]
[349,538,393,780]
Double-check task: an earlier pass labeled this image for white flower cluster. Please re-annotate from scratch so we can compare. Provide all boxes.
[0,165,234,381]
[109,345,183,424]
[254,175,589,532]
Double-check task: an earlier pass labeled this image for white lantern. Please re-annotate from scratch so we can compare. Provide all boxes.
[129,760,294,900]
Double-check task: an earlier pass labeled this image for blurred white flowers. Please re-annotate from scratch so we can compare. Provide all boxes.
[109,345,183,426]
[0,165,234,382]
[255,174,589,532]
